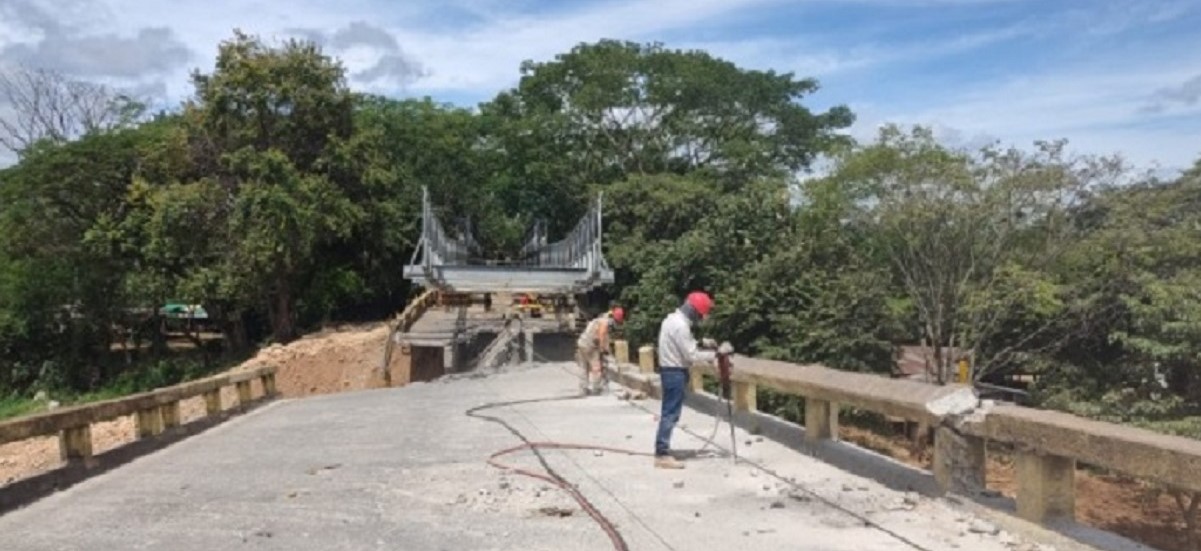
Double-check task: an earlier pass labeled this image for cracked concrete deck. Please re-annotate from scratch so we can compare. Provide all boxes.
[1,363,1052,550]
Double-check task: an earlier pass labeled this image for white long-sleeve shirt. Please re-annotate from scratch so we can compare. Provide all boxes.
[657,309,716,369]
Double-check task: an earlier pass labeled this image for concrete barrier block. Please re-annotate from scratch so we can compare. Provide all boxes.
[136,408,163,438]
[58,425,92,462]
[733,381,756,412]
[638,346,656,374]
[1016,451,1076,524]
[203,390,222,416]
[236,381,253,406]
[805,399,838,443]
[161,401,181,429]
[613,340,630,364]
[933,426,985,495]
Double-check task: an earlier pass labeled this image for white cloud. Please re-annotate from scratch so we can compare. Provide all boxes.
[865,63,1201,172]
[0,0,1198,174]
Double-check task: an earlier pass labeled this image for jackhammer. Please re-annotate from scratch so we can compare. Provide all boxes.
[714,341,738,463]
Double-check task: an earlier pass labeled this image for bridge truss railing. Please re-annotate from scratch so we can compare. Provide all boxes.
[405,187,613,292]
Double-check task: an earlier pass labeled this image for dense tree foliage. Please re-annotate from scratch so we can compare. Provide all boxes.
[1,31,1200,443]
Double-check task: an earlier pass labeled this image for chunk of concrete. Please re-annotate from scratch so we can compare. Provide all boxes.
[925,387,979,417]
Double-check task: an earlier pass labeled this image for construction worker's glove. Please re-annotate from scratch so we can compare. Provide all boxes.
[701,338,717,349]
[718,341,735,355]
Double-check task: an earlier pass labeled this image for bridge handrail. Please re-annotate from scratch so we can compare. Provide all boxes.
[615,340,1201,526]
[0,365,277,458]
[378,288,439,386]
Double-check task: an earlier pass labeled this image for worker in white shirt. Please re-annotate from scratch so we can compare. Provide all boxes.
[653,291,717,469]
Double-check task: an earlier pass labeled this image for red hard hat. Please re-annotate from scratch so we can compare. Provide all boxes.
[611,307,625,324]
[685,291,713,317]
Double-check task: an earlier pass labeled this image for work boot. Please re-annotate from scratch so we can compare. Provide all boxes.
[654,455,685,469]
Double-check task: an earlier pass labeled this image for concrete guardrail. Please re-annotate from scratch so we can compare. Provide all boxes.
[609,339,1201,528]
[0,365,277,466]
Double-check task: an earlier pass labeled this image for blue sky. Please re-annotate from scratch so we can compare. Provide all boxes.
[2,0,1200,173]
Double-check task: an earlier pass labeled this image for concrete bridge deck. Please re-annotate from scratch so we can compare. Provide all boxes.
[2,364,1051,551]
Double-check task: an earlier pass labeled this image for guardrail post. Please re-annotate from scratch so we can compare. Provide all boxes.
[58,425,92,463]
[203,390,222,415]
[161,401,181,429]
[613,339,630,364]
[933,426,985,495]
[136,407,164,438]
[733,381,756,412]
[260,373,276,396]
[638,346,656,374]
[236,380,253,406]
[805,399,838,443]
[1016,452,1076,523]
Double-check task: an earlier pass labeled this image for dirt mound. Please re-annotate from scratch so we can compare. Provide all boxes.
[1,321,395,487]
[233,322,393,397]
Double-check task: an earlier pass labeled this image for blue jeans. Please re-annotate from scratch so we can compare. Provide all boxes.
[655,367,688,457]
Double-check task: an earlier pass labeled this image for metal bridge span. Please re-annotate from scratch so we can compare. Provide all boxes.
[387,187,615,382]
[402,187,614,294]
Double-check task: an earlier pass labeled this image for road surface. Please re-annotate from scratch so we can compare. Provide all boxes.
[1,363,1045,550]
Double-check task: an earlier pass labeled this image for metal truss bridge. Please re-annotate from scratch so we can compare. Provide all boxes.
[402,187,615,294]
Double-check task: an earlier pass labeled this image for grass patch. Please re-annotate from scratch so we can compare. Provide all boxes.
[0,354,243,422]
[0,394,43,420]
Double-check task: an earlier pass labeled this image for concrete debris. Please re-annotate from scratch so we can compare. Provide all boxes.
[749,470,759,478]
[673,480,685,489]
[755,436,765,443]
[842,484,855,492]
[499,481,511,490]
[883,495,918,512]
[968,519,1000,535]
[787,491,811,502]
[694,511,702,518]
[537,506,574,517]
[926,387,980,417]
[769,500,786,509]
[593,450,604,457]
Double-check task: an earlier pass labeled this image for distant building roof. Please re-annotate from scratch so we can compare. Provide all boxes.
[892,344,968,382]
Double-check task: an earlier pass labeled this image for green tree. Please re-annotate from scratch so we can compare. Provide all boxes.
[481,39,855,242]
[177,30,362,343]
[822,125,1122,383]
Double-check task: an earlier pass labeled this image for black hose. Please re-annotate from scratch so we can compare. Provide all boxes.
[466,395,633,551]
